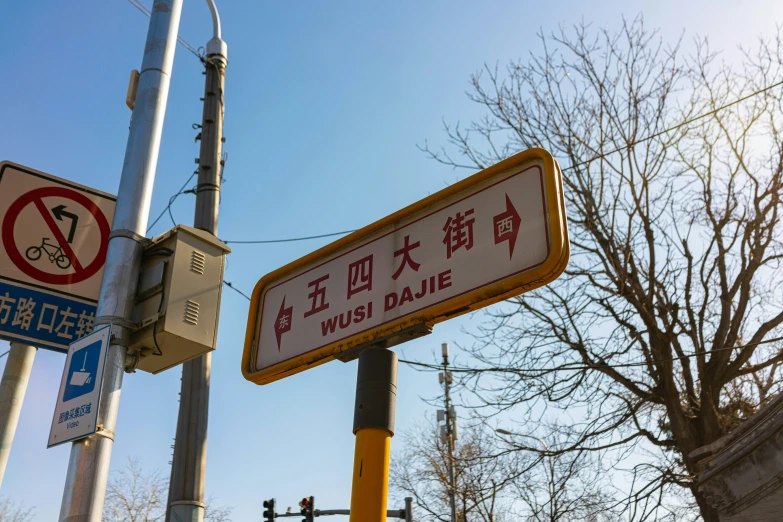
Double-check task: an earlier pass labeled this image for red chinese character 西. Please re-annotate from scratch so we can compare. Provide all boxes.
[493,194,521,259]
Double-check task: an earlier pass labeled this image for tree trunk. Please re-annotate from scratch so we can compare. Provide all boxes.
[692,484,721,522]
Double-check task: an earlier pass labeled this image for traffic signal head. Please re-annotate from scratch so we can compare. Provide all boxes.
[263,498,276,521]
[299,496,314,522]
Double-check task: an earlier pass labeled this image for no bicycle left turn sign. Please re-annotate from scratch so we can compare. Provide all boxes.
[0,162,116,352]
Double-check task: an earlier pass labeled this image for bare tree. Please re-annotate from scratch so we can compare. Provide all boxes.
[102,457,233,522]
[0,497,34,522]
[511,446,617,522]
[422,16,783,522]
[203,501,233,522]
[103,458,167,522]
[391,421,520,522]
[391,421,617,522]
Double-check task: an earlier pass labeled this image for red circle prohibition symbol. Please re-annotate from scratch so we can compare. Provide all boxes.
[1,187,111,285]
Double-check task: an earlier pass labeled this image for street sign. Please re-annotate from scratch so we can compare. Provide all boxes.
[48,324,111,448]
[242,148,569,385]
[0,162,116,352]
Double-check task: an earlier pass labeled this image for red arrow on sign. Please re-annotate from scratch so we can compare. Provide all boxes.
[274,296,293,350]
[493,194,522,259]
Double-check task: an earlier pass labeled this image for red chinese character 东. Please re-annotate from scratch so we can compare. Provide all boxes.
[304,274,330,318]
[392,235,421,280]
[347,254,373,299]
[443,209,475,259]
[275,296,293,350]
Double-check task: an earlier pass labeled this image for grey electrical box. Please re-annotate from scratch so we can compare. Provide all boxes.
[128,225,231,374]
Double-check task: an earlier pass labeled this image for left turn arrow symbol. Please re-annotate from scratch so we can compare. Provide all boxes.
[51,204,79,244]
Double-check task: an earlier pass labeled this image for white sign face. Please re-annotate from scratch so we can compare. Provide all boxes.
[0,162,116,352]
[247,152,568,384]
[48,324,110,448]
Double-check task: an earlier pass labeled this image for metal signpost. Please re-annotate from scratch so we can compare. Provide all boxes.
[59,1,183,518]
[48,325,111,448]
[243,148,570,522]
[0,162,116,351]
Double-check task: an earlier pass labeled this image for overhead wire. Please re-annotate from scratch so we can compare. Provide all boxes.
[223,281,251,301]
[398,336,783,374]
[221,229,357,245]
[561,78,783,172]
[127,0,203,60]
[146,170,197,234]
[210,78,783,246]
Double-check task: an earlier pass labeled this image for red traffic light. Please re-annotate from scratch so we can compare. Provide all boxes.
[301,498,310,506]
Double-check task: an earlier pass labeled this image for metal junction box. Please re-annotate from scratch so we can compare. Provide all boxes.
[129,225,231,374]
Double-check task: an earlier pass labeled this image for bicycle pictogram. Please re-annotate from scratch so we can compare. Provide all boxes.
[25,237,72,270]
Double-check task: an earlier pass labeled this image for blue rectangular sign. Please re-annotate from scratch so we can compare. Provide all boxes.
[0,280,97,352]
[48,324,110,448]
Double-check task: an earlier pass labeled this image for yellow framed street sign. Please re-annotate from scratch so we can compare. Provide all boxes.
[243,148,569,385]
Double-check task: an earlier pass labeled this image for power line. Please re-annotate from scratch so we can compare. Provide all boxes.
[147,170,197,234]
[399,336,783,375]
[127,0,202,59]
[562,79,783,172]
[224,280,251,300]
[221,229,357,245]
[211,78,783,247]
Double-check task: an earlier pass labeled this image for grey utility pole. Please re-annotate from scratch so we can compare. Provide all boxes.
[58,1,183,520]
[439,343,458,522]
[0,342,36,486]
[166,2,227,521]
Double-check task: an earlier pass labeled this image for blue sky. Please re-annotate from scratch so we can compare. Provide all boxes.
[2,1,783,519]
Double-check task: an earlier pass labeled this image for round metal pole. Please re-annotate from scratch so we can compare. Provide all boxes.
[0,342,36,486]
[166,2,227,520]
[349,348,397,522]
[443,351,457,522]
[58,1,183,520]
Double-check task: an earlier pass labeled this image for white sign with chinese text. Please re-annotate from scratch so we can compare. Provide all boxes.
[245,149,569,384]
[0,162,116,352]
[48,324,110,448]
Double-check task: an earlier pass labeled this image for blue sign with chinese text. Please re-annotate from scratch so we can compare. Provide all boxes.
[48,324,110,448]
[0,280,96,352]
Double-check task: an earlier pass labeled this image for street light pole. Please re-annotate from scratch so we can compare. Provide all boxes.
[441,343,458,522]
[59,1,183,519]
[166,1,227,521]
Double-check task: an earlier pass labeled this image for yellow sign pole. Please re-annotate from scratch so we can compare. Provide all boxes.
[349,348,397,522]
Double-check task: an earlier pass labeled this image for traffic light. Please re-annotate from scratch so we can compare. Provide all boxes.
[299,496,314,522]
[263,498,276,521]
